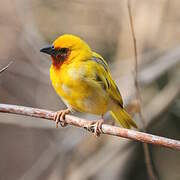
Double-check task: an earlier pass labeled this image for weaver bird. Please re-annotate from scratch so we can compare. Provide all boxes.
[40,34,137,136]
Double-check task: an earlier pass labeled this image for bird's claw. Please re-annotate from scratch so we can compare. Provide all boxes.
[53,109,70,128]
[87,119,104,137]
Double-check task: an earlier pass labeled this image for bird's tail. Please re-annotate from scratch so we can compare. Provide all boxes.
[110,107,137,129]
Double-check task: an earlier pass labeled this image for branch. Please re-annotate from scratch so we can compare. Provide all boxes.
[0,103,180,150]
[0,61,13,74]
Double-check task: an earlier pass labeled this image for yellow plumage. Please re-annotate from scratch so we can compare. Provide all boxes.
[43,34,137,129]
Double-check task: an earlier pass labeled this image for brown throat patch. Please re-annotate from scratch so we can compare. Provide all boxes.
[51,49,71,69]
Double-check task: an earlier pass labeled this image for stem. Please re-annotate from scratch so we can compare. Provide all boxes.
[127,1,158,180]
[0,61,13,74]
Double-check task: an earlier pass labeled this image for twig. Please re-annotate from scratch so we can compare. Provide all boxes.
[127,1,145,125]
[0,61,13,74]
[127,1,158,180]
[0,103,180,150]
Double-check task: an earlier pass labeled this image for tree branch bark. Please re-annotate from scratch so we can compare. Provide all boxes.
[0,103,180,150]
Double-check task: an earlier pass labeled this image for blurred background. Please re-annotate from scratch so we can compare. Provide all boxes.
[0,0,180,180]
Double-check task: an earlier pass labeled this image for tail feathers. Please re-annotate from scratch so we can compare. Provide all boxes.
[110,108,137,129]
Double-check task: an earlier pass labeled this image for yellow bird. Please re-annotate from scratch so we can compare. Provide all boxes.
[40,34,137,135]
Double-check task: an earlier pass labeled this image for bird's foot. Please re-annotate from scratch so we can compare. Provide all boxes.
[89,119,104,137]
[54,108,71,128]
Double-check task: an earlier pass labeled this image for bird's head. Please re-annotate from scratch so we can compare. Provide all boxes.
[40,34,92,68]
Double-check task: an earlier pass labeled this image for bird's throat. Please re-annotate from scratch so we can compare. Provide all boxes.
[51,56,64,69]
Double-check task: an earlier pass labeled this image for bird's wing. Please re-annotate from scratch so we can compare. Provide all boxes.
[92,52,109,72]
[91,52,123,107]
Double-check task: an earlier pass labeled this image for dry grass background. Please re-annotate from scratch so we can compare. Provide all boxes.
[0,0,180,180]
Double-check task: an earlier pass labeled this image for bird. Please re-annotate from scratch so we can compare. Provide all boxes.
[40,34,137,136]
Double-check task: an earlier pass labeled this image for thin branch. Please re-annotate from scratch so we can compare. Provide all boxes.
[0,61,13,74]
[0,103,180,150]
[127,1,145,125]
[127,1,158,180]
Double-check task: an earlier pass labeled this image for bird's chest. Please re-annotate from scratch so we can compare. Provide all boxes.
[50,65,108,114]
[50,65,90,102]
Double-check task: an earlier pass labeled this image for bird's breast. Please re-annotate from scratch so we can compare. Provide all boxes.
[50,64,109,115]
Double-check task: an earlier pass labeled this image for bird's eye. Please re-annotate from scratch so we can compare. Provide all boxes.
[59,48,69,54]
[56,48,69,60]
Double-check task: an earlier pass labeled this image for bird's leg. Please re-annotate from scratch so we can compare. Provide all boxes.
[109,119,115,126]
[89,115,104,137]
[53,108,71,128]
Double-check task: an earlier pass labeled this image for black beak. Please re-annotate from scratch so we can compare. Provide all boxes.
[40,45,56,56]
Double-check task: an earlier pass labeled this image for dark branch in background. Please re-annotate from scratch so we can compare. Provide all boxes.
[0,61,13,74]
[127,1,158,180]
[0,103,180,150]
